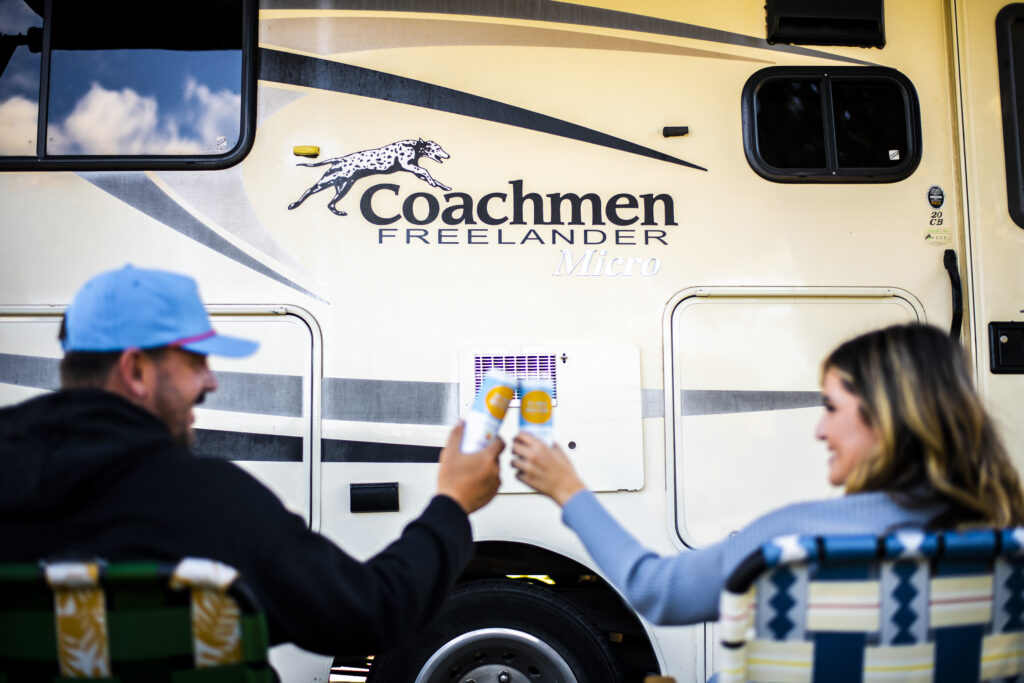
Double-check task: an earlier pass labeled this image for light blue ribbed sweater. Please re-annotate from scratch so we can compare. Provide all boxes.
[561,489,943,625]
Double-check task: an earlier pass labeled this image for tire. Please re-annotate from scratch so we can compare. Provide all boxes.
[367,579,625,683]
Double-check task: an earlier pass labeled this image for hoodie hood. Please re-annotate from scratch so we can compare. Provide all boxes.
[0,389,176,518]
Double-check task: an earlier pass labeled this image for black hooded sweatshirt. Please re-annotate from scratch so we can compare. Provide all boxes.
[0,389,473,656]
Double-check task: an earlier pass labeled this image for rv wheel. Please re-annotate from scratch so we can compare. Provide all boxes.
[367,579,623,683]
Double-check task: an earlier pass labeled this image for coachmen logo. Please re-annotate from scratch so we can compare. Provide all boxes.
[289,138,675,277]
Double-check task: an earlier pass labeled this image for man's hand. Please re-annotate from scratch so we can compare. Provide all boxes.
[437,423,503,514]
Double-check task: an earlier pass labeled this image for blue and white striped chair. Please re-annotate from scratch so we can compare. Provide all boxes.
[718,528,1024,682]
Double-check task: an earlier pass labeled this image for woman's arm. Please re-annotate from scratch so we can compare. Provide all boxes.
[512,433,724,624]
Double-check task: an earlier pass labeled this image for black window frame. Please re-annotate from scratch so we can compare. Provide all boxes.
[997,4,1024,229]
[0,0,257,171]
[742,66,921,183]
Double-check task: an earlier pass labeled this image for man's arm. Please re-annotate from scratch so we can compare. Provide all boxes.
[223,425,502,655]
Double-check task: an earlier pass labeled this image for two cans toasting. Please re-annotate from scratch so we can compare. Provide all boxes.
[461,369,554,452]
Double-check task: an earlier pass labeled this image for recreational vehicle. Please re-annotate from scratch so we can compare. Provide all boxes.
[2,0,1023,680]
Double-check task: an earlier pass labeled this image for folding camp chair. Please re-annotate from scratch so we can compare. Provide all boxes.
[0,557,274,682]
[717,528,1024,682]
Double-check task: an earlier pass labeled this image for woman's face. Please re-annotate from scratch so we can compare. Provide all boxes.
[815,368,882,486]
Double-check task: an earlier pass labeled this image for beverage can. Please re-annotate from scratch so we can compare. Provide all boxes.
[518,378,554,445]
[461,369,516,452]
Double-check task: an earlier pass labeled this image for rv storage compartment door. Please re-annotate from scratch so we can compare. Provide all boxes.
[0,309,318,527]
[667,288,922,548]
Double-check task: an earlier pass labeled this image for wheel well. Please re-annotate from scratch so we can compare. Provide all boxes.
[460,540,660,679]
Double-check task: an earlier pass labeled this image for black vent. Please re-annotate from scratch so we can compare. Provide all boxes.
[766,0,885,48]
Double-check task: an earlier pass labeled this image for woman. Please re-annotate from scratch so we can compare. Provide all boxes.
[511,323,1024,625]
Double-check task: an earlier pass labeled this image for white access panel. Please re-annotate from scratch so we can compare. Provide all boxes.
[667,289,923,548]
[460,343,644,494]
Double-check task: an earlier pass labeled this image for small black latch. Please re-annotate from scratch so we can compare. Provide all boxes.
[989,322,1024,374]
[350,482,399,513]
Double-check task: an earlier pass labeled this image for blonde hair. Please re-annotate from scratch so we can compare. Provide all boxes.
[823,324,1024,527]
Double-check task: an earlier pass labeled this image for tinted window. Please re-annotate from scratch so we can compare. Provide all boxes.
[996,5,1024,229]
[743,67,920,182]
[832,80,908,168]
[0,0,252,167]
[755,79,825,169]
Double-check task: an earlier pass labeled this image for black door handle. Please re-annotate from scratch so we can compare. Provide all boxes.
[943,249,963,342]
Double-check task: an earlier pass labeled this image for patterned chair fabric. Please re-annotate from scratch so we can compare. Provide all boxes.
[0,557,274,682]
[717,528,1024,683]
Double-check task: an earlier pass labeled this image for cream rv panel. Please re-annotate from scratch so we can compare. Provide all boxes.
[668,289,923,548]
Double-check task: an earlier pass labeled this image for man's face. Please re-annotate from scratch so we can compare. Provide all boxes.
[148,348,218,448]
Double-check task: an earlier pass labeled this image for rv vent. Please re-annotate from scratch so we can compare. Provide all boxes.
[765,0,885,48]
[473,355,558,402]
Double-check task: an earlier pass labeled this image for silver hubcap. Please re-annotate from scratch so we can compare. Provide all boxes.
[413,628,578,683]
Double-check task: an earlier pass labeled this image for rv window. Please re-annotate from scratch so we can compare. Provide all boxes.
[997,5,1024,229]
[743,67,920,182]
[0,0,254,169]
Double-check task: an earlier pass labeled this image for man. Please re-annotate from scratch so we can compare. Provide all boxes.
[0,265,503,657]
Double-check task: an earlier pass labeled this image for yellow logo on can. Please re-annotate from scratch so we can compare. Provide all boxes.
[520,390,553,424]
[486,385,515,419]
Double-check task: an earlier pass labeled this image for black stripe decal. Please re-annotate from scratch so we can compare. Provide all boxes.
[322,377,458,425]
[194,428,304,462]
[681,389,821,416]
[259,49,707,172]
[78,172,325,303]
[0,353,60,391]
[260,0,873,66]
[322,438,439,463]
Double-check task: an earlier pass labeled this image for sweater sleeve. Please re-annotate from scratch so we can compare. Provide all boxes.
[562,489,725,624]
[561,488,943,626]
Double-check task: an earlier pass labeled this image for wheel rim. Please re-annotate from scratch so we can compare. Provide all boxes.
[413,627,578,683]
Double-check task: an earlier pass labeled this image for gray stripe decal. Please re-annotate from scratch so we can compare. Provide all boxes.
[0,353,303,417]
[681,389,821,416]
[322,377,458,425]
[204,370,304,417]
[0,354,60,391]
[78,172,325,303]
[262,0,874,66]
[642,388,664,419]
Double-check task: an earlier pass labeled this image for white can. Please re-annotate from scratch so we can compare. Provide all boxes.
[518,378,555,446]
[461,369,517,452]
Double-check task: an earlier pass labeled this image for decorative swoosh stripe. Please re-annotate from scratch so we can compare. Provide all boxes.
[259,49,708,172]
[259,0,874,66]
[77,172,324,302]
[261,16,773,64]
[681,389,821,416]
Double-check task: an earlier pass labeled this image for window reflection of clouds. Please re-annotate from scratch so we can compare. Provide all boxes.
[1,0,242,157]
[0,0,41,153]
[47,49,240,155]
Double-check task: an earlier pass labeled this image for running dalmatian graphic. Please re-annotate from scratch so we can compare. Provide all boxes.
[288,138,451,216]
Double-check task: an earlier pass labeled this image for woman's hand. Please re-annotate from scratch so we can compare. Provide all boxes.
[511,432,585,506]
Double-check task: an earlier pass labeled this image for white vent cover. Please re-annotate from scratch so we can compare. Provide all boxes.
[473,354,558,402]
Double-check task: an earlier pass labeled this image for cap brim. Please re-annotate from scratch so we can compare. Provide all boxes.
[182,333,259,358]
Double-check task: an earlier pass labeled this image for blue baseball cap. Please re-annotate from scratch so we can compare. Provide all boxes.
[62,265,258,358]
